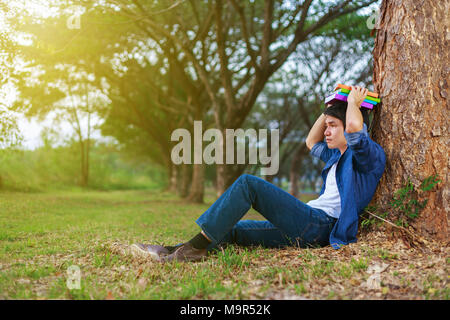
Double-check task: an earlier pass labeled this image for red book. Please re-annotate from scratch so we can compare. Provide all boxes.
[334,84,379,98]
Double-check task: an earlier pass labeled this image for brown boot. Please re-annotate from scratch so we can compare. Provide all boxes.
[130,243,170,261]
[159,242,207,262]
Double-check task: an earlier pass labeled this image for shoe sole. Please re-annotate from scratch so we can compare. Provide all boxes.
[159,247,207,263]
[129,244,160,261]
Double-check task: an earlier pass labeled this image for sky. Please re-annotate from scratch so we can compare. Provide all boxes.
[1,0,101,149]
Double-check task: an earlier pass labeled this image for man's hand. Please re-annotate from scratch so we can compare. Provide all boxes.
[348,86,369,107]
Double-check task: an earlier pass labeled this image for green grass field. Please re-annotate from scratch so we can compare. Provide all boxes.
[0,189,447,300]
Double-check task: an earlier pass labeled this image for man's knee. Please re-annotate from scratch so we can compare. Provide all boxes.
[238,173,256,184]
[238,173,250,181]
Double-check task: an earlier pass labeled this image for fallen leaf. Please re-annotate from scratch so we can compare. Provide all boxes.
[366,273,381,290]
[367,262,389,274]
[105,291,115,300]
[349,279,361,286]
[137,278,147,288]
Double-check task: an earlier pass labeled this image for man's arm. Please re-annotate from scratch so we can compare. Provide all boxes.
[345,86,368,133]
[305,113,327,150]
[344,85,385,173]
[344,124,386,173]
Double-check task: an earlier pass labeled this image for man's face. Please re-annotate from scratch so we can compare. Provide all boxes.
[324,115,347,150]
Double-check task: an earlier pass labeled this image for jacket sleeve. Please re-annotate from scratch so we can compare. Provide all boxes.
[310,140,334,163]
[344,123,383,173]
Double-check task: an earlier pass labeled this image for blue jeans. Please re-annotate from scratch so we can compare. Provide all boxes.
[196,174,337,250]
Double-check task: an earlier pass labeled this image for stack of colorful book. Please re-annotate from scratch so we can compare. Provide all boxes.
[324,84,380,109]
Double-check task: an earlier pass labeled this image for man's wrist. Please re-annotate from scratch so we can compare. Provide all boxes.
[346,99,364,132]
[347,100,360,109]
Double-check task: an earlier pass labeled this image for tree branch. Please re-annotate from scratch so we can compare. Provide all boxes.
[229,0,260,73]
[215,0,236,113]
[270,0,313,72]
[260,0,274,69]
[364,209,423,242]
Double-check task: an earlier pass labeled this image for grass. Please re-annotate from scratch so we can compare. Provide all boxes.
[0,188,448,300]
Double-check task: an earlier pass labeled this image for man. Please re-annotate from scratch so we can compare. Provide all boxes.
[131,86,386,262]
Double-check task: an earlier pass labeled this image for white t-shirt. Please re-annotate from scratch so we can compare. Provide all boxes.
[306,161,341,219]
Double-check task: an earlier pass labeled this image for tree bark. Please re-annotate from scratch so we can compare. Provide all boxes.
[78,139,88,187]
[372,0,449,240]
[215,164,239,198]
[289,170,299,198]
[264,174,275,184]
[178,164,191,198]
[167,162,178,192]
[214,126,236,197]
[289,144,308,198]
[187,163,205,203]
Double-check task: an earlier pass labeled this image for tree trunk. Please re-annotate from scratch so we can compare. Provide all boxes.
[79,139,88,187]
[84,137,90,188]
[215,163,226,198]
[214,126,237,198]
[264,174,275,184]
[167,162,178,192]
[187,163,205,203]
[215,163,238,198]
[289,170,298,197]
[372,0,448,240]
[289,144,309,198]
[178,164,191,198]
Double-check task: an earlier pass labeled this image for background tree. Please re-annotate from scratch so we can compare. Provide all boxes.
[101,0,378,197]
[1,2,23,189]
[0,2,21,148]
[371,0,448,240]
[12,61,107,187]
[4,0,378,201]
[250,11,376,196]
[99,56,209,201]
[3,2,116,187]
[5,1,215,200]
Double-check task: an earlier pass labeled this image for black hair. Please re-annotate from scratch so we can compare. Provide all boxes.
[323,100,371,131]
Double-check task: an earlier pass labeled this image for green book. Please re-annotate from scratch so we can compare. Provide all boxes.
[337,89,381,103]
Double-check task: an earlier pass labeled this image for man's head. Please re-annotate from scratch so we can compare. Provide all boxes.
[323,100,371,130]
[323,100,347,130]
[322,101,370,152]
[323,113,347,152]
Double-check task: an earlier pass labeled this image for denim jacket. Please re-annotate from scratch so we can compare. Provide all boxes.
[310,123,386,249]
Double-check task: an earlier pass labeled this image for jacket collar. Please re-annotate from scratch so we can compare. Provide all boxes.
[323,146,349,172]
